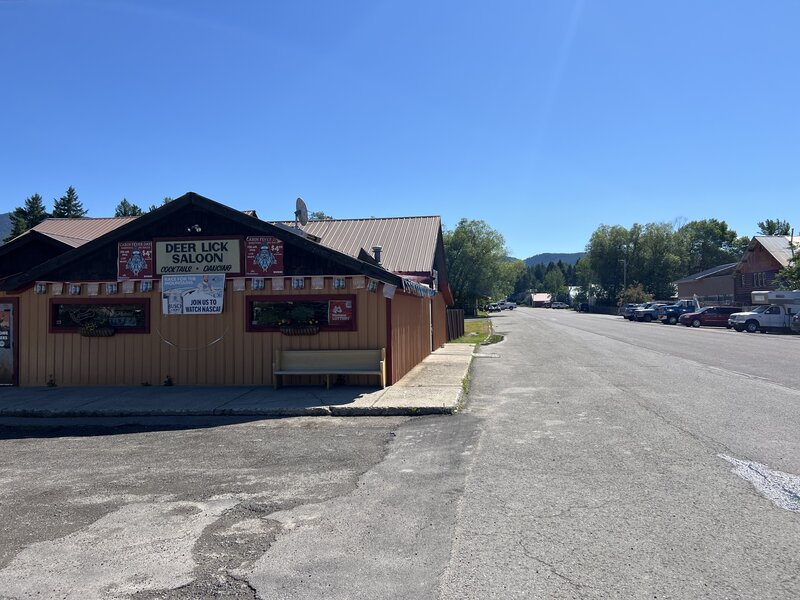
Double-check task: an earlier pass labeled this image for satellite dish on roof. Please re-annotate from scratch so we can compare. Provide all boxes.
[295,197,308,227]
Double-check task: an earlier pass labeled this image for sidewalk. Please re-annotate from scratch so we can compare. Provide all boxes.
[0,344,474,422]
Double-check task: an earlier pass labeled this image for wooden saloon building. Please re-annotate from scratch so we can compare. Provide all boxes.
[0,193,453,387]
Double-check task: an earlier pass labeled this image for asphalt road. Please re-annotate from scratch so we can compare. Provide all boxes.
[439,308,800,599]
[1,307,799,599]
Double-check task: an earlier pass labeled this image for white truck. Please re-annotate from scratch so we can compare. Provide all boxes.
[728,290,800,333]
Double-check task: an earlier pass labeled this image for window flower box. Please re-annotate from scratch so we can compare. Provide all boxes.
[279,325,320,336]
[80,325,115,337]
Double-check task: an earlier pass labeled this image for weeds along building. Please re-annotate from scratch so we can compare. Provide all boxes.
[0,192,453,387]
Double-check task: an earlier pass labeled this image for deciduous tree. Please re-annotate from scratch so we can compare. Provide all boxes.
[618,284,652,305]
[584,224,631,303]
[674,219,746,274]
[444,219,510,312]
[637,222,681,299]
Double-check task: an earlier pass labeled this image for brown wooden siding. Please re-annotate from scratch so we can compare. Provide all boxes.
[734,244,784,304]
[432,294,447,348]
[8,282,387,387]
[389,292,433,384]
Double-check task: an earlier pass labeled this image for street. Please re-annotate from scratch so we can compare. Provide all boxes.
[442,308,800,599]
[1,307,800,598]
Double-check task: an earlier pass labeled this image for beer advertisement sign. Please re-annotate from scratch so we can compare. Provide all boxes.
[245,236,284,276]
[117,241,154,280]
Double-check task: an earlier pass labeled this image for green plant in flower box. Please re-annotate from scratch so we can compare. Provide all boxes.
[289,304,316,325]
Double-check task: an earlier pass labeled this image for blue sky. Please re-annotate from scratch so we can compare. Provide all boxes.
[2,1,798,259]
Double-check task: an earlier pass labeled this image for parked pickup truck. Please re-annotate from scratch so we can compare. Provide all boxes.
[728,290,800,333]
[633,302,669,322]
[658,299,700,325]
[619,303,642,320]
[792,313,800,334]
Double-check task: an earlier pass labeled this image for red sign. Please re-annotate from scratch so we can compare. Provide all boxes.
[328,299,353,322]
[117,241,154,280]
[245,236,284,276]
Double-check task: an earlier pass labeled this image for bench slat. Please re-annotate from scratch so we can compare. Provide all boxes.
[273,348,386,390]
[275,369,381,374]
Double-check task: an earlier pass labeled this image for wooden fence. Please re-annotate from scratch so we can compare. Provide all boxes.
[446,308,465,340]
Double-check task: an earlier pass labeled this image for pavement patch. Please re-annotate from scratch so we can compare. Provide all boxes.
[0,500,236,599]
[720,454,800,512]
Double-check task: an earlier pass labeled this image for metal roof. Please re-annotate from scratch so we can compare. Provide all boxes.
[673,262,737,284]
[753,235,798,268]
[2,194,409,292]
[21,214,443,274]
[31,217,138,247]
[278,216,442,273]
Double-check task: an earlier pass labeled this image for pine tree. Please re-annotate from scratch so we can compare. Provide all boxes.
[4,193,50,242]
[757,219,791,236]
[114,198,144,217]
[147,196,173,212]
[52,186,87,218]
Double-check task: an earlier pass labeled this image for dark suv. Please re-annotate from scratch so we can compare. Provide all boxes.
[679,306,740,328]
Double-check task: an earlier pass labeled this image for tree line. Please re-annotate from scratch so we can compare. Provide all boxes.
[442,218,578,312]
[579,218,794,305]
[4,188,173,242]
[444,217,795,313]
[7,191,796,302]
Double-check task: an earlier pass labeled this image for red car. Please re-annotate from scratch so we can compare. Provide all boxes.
[679,306,740,328]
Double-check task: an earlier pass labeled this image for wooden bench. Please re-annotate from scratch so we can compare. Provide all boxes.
[273,348,386,390]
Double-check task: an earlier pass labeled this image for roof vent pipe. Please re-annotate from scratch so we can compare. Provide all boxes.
[372,245,383,265]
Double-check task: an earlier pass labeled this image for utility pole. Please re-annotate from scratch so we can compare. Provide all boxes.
[619,258,627,290]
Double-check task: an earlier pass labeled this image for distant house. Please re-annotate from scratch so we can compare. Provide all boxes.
[531,293,552,307]
[672,263,737,305]
[733,236,798,304]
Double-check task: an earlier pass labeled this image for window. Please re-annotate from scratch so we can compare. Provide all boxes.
[50,299,150,333]
[247,295,356,332]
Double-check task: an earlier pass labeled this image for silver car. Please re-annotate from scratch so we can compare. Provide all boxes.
[633,302,669,323]
[619,303,642,320]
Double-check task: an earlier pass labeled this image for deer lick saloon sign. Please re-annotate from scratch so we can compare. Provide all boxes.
[156,239,241,274]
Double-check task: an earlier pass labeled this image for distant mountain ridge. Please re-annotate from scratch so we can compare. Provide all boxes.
[523,252,584,267]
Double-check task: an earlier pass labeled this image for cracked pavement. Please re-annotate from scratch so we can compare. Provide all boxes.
[0,418,407,599]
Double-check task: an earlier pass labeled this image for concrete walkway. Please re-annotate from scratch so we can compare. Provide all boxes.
[0,344,474,421]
